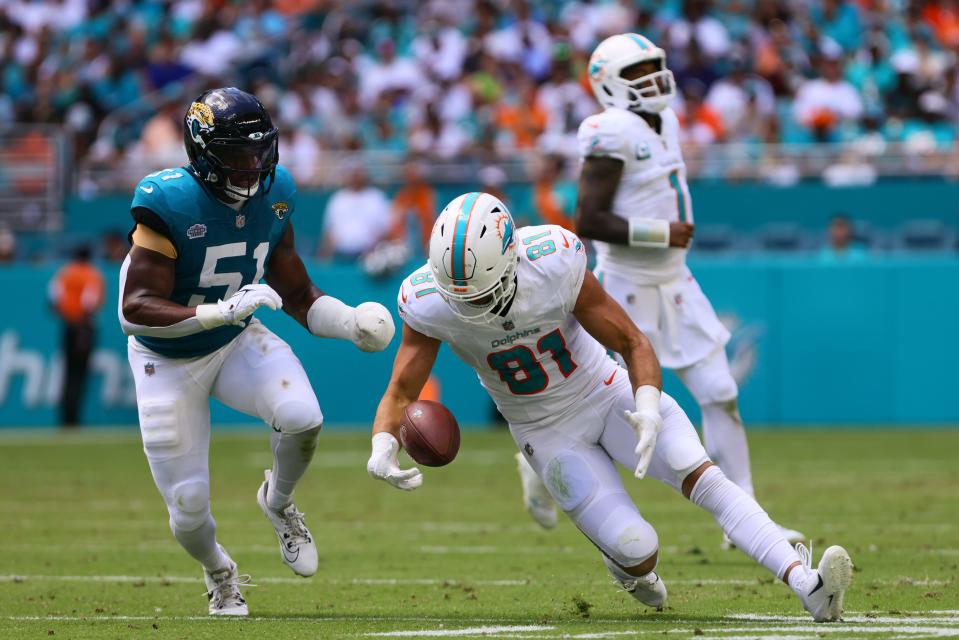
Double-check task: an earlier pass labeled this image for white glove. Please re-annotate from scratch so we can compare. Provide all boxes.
[353,302,395,352]
[623,385,663,479]
[195,284,282,329]
[367,432,423,491]
[308,296,395,352]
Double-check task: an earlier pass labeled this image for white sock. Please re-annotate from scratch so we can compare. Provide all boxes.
[603,554,654,582]
[787,563,813,595]
[170,515,230,574]
[690,466,800,580]
[701,399,755,497]
[267,426,321,511]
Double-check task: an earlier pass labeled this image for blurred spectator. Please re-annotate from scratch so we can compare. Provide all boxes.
[48,245,104,427]
[390,159,437,252]
[319,165,392,261]
[793,53,863,142]
[532,155,574,230]
[494,77,548,151]
[705,58,776,143]
[819,214,868,262]
[0,226,16,263]
[101,230,128,262]
[478,164,508,204]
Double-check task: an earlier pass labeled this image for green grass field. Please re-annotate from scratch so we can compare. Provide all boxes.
[0,428,956,639]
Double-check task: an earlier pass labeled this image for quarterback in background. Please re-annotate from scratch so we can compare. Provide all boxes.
[367,193,852,622]
[118,88,394,616]
[514,32,802,546]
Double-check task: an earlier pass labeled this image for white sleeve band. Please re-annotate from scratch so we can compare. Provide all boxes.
[116,254,219,338]
[307,295,356,340]
[628,218,670,248]
[634,385,661,415]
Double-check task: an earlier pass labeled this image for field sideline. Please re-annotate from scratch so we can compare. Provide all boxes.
[0,428,955,639]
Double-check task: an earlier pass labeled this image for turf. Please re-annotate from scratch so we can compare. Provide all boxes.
[0,428,956,639]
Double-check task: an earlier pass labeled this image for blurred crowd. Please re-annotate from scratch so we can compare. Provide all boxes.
[1,0,958,183]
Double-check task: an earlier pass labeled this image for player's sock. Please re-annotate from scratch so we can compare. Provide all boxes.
[701,399,755,497]
[266,426,321,511]
[603,554,644,582]
[689,465,801,580]
[171,515,231,573]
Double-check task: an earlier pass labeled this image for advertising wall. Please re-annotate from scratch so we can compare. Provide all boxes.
[2,256,956,428]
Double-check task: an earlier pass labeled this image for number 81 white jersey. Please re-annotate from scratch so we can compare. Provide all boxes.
[398,225,616,426]
[577,106,692,285]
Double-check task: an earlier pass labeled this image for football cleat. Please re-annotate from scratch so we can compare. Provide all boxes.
[721,524,806,550]
[796,543,853,622]
[203,547,250,617]
[617,571,668,610]
[257,469,318,577]
[515,452,558,529]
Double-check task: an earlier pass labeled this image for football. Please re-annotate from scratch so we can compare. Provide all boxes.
[399,400,461,467]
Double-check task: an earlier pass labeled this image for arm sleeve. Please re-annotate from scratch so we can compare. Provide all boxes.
[116,253,211,338]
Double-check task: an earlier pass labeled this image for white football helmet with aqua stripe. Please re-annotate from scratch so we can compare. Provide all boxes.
[428,192,518,324]
[588,33,675,113]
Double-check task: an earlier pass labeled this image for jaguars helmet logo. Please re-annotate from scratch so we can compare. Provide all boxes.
[186,102,215,148]
[272,201,289,220]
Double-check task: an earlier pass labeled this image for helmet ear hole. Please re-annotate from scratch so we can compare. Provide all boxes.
[480,225,487,238]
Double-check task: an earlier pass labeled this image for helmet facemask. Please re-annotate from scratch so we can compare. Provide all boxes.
[204,133,278,201]
[619,59,675,113]
[439,255,518,325]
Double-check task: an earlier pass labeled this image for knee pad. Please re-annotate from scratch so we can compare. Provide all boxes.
[695,371,739,406]
[271,399,323,434]
[598,504,659,568]
[169,480,210,532]
[542,452,597,512]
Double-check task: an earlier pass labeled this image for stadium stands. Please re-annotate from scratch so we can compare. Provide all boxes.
[0,0,957,256]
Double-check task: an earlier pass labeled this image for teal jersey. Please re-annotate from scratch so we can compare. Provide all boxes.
[129,165,296,358]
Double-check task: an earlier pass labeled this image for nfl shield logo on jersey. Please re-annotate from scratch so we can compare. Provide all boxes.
[502,320,514,331]
[144,362,155,376]
[235,213,245,229]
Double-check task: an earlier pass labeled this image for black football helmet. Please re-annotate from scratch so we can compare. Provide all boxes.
[183,87,279,201]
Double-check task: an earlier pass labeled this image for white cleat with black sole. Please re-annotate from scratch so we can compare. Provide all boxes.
[257,469,318,577]
[515,452,558,530]
[796,543,853,622]
[618,571,668,610]
[204,546,250,617]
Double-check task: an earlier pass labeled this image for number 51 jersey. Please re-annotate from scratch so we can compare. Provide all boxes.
[398,225,617,426]
[123,165,296,358]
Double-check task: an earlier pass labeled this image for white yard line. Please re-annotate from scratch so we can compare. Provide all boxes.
[365,626,553,637]
[417,546,576,555]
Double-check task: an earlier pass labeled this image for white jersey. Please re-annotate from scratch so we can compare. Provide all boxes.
[398,225,616,427]
[577,106,692,285]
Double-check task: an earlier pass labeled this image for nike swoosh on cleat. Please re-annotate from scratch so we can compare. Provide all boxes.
[280,536,300,563]
[808,575,825,595]
[603,371,617,385]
